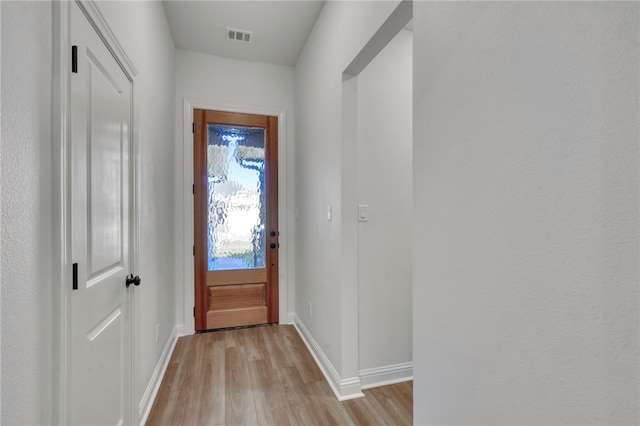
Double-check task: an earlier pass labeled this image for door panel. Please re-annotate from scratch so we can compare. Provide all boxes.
[70,3,132,425]
[209,283,266,310]
[194,110,278,331]
[87,49,124,277]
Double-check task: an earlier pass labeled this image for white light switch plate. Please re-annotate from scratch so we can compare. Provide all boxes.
[358,204,368,222]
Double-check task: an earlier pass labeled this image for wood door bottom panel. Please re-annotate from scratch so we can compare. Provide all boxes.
[207,306,268,329]
[209,283,265,310]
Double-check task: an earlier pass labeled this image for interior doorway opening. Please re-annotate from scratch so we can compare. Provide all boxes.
[340,1,413,391]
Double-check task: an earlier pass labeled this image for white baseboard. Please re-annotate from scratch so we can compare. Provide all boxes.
[286,312,295,324]
[359,362,413,389]
[138,325,179,426]
[176,323,185,337]
[292,314,364,401]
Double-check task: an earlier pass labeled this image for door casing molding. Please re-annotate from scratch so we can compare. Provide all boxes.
[180,98,289,336]
[52,1,138,423]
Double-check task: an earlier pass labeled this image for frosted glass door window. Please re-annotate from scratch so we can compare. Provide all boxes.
[207,124,266,271]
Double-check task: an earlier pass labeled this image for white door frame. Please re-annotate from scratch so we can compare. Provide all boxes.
[52,1,139,423]
[180,98,289,336]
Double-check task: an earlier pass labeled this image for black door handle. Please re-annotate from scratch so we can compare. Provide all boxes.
[125,274,141,288]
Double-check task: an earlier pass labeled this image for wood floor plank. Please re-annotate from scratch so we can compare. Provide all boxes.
[168,387,192,426]
[279,326,324,384]
[225,343,259,425]
[171,335,186,361]
[343,394,389,426]
[280,365,324,426]
[194,332,226,426]
[175,334,200,392]
[146,333,191,426]
[306,380,356,426]
[146,325,412,426]
[249,359,291,426]
[261,324,297,370]
[243,326,269,361]
[145,361,179,426]
[364,382,413,426]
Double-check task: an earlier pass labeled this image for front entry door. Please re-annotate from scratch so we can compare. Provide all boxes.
[194,110,279,331]
[69,3,134,425]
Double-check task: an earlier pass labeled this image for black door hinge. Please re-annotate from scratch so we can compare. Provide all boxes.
[193,307,196,317]
[193,245,195,256]
[72,46,78,73]
[192,184,194,194]
[192,123,195,134]
[72,263,78,290]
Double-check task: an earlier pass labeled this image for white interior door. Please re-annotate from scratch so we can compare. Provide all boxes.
[70,3,133,425]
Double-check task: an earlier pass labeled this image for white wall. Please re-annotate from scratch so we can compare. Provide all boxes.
[0,3,3,420]
[174,49,295,334]
[294,0,400,389]
[93,2,176,420]
[1,2,53,423]
[413,2,639,424]
[357,29,412,374]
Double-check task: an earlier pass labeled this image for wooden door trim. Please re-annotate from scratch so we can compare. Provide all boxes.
[194,109,279,331]
[266,115,279,323]
[193,108,207,331]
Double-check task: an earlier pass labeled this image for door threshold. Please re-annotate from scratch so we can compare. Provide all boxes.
[196,322,279,334]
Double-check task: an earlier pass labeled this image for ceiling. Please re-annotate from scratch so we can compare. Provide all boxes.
[162,1,326,67]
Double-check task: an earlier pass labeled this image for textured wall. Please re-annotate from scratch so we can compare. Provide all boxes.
[294,0,399,380]
[413,2,639,424]
[357,29,412,372]
[1,2,176,423]
[1,2,53,424]
[1,3,3,419]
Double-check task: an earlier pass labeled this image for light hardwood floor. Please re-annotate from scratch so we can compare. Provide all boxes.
[146,324,412,426]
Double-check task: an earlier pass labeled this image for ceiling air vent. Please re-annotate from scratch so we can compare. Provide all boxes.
[226,28,252,43]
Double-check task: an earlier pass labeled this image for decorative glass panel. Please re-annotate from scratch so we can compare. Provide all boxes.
[207,124,266,271]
